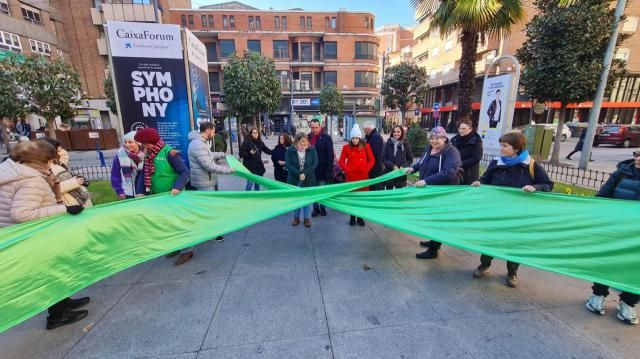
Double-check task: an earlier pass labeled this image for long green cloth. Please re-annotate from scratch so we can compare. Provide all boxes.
[0,156,639,333]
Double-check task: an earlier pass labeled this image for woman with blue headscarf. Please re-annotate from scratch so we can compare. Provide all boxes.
[470,131,553,287]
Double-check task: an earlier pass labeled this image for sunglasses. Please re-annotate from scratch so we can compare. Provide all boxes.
[633,151,640,158]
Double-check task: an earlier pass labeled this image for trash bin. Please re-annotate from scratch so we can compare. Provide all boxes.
[524,124,553,161]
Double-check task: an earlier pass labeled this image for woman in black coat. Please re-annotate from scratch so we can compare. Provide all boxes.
[271,133,291,183]
[285,133,318,227]
[451,117,483,185]
[585,152,640,325]
[239,127,273,191]
[471,131,553,288]
[382,125,413,189]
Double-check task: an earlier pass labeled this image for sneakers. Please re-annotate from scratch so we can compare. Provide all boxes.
[416,249,438,259]
[473,265,490,278]
[174,251,194,266]
[617,301,639,325]
[586,294,606,315]
[320,208,327,216]
[292,218,300,226]
[304,219,311,227]
[506,273,519,287]
[311,208,320,217]
[357,218,365,227]
[46,310,88,330]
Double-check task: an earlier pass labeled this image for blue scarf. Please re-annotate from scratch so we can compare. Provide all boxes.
[501,150,530,167]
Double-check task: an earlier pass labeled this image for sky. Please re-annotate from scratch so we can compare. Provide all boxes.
[190,0,417,27]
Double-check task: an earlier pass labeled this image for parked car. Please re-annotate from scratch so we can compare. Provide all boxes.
[545,124,572,142]
[595,125,640,148]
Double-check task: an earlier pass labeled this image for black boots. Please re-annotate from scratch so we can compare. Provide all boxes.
[416,241,441,259]
[312,208,320,217]
[46,297,90,330]
[349,216,365,226]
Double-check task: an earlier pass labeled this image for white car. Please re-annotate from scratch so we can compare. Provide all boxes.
[545,124,572,142]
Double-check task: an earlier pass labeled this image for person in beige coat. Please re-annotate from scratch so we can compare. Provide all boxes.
[0,141,90,330]
[41,138,93,208]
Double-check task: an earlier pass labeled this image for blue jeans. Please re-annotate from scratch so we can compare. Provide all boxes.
[245,180,260,191]
[313,180,326,211]
[294,205,311,219]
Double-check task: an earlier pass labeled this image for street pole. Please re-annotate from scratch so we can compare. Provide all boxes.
[579,0,626,170]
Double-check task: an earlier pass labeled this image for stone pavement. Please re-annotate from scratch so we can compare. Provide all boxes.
[1,161,639,359]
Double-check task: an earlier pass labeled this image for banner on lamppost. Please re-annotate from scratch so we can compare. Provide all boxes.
[185,28,211,129]
[478,74,513,156]
[106,21,190,153]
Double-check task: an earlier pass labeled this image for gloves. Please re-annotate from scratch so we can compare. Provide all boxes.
[66,205,84,215]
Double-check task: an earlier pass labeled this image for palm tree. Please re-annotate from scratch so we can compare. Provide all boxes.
[411,1,525,119]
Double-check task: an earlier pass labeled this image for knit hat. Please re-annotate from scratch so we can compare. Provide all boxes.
[134,128,160,144]
[350,124,363,139]
[430,126,447,138]
[123,131,138,143]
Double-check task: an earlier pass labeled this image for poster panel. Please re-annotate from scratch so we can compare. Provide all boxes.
[478,74,513,156]
[185,29,211,128]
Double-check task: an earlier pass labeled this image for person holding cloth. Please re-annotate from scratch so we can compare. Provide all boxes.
[285,133,318,227]
[339,124,375,226]
[451,116,483,185]
[382,125,413,189]
[308,119,334,217]
[111,131,145,199]
[363,121,384,190]
[239,127,273,191]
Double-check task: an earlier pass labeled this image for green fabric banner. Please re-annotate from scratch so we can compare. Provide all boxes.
[0,155,638,333]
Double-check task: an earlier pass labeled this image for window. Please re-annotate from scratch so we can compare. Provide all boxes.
[324,71,337,85]
[355,42,378,60]
[324,41,337,59]
[223,15,228,28]
[273,40,289,58]
[306,16,312,29]
[300,42,312,62]
[205,42,217,61]
[314,72,322,90]
[201,15,207,27]
[292,42,299,61]
[444,39,453,51]
[0,31,22,53]
[282,16,287,30]
[622,16,639,33]
[443,63,452,75]
[29,39,51,56]
[275,16,280,30]
[1,0,9,15]
[331,17,337,29]
[188,15,194,27]
[247,40,261,54]
[430,69,437,79]
[364,17,369,29]
[325,17,329,28]
[431,46,440,58]
[256,16,261,29]
[209,72,221,92]
[220,39,235,58]
[300,16,305,28]
[249,16,254,29]
[355,71,377,88]
[370,18,374,29]
[229,16,235,29]
[314,42,320,61]
[181,15,187,27]
[22,6,41,25]
[301,72,312,91]
[208,15,214,27]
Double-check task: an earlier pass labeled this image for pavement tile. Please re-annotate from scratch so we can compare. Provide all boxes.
[198,336,332,359]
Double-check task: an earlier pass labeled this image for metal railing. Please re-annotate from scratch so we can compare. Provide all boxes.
[69,166,112,181]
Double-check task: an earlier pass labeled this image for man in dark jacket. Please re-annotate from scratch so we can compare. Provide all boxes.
[451,117,483,185]
[586,152,640,325]
[308,119,334,216]
[364,121,384,190]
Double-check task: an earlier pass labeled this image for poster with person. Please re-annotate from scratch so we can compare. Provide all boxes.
[478,74,513,156]
[106,21,190,153]
[185,28,211,129]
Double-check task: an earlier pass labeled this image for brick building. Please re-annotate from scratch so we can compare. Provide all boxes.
[413,0,640,131]
[169,1,380,133]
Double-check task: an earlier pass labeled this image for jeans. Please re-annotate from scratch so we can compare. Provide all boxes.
[245,180,260,191]
[480,255,520,274]
[313,180,326,211]
[592,283,640,307]
[294,205,311,219]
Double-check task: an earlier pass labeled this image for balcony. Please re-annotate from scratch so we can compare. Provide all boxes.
[100,3,158,23]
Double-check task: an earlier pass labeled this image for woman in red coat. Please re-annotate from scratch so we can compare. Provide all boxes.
[339,124,375,226]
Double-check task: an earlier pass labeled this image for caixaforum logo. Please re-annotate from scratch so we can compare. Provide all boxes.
[116,28,175,50]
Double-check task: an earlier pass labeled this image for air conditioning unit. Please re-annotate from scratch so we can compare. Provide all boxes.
[301,81,310,91]
[293,80,301,91]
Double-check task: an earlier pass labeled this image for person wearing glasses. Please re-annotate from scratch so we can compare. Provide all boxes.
[405,126,462,259]
[451,116,483,185]
[586,150,640,325]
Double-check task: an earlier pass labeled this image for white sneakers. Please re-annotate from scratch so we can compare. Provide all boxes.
[617,301,639,325]
[586,294,605,315]
[585,294,638,325]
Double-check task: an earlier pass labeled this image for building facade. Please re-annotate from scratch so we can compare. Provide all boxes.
[169,2,380,133]
[413,0,640,131]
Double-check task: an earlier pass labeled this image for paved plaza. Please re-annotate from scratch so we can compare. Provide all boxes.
[1,163,639,359]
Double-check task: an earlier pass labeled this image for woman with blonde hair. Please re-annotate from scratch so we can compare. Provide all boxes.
[285,132,318,227]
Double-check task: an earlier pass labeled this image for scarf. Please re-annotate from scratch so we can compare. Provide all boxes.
[53,164,91,206]
[310,131,321,146]
[117,147,144,195]
[500,150,530,167]
[390,138,404,157]
[143,139,166,188]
